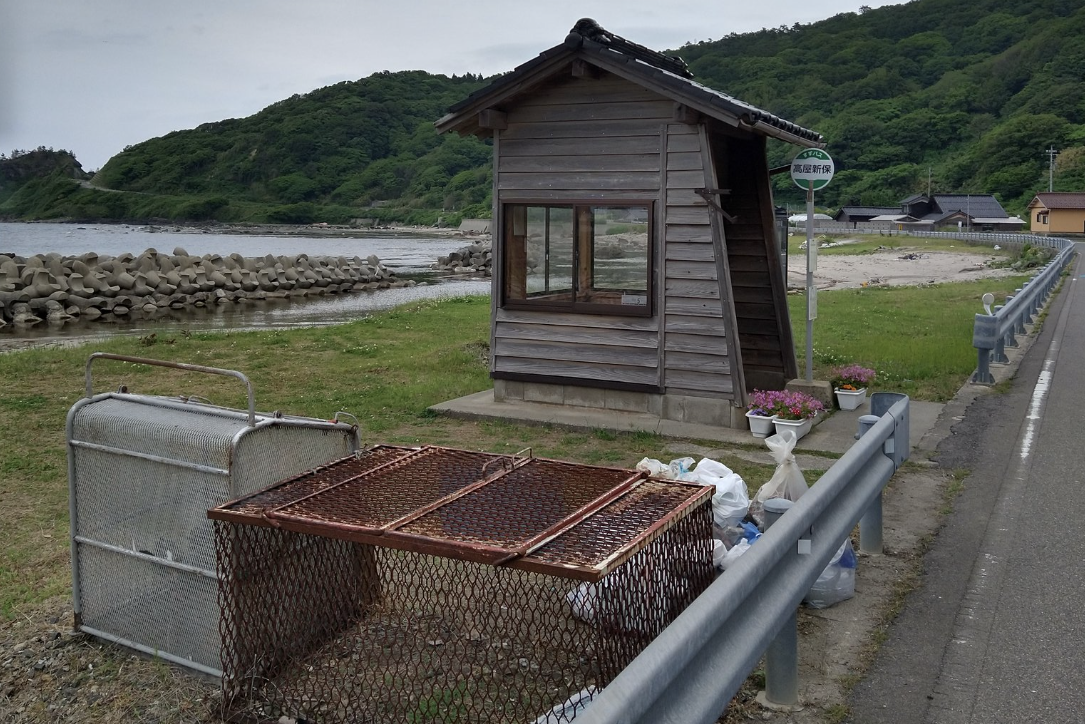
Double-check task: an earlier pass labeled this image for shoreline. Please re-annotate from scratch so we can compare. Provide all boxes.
[5,218,491,242]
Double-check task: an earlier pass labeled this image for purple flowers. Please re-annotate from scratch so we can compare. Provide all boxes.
[831,364,876,390]
[747,389,825,420]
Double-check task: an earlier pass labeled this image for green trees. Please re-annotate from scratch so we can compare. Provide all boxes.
[81,70,491,223]
[687,0,1085,212]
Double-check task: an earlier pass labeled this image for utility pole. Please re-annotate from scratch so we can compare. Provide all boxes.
[1046,147,1059,192]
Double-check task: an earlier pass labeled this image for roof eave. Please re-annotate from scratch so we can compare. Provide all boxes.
[580,46,822,147]
[740,117,825,148]
[434,44,576,135]
[435,34,823,147]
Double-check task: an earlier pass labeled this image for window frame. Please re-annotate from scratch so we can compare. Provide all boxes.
[500,200,655,318]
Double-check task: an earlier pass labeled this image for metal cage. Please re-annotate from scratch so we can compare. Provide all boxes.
[210,445,715,723]
[67,353,360,676]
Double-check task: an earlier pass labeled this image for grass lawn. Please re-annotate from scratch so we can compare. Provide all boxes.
[0,267,1036,617]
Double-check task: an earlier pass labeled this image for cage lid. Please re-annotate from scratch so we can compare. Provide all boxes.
[209,445,711,581]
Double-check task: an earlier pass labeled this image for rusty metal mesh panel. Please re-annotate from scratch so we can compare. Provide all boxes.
[220,445,412,518]
[525,479,700,571]
[397,459,637,548]
[266,447,509,530]
[214,503,713,724]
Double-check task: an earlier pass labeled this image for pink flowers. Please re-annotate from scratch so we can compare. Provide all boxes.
[747,389,824,420]
[831,364,876,390]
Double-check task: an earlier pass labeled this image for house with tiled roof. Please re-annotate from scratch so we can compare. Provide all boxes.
[1026,192,1085,235]
[436,18,825,428]
[835,194,1024,231]
[833,206,902,223]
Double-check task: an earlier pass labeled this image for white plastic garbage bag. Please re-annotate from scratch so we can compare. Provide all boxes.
[719,538,751,570]
[686,457,750,530]
[566,580,603,623]
[749,430,808,522]
[804,538,857,609]
[566,572,689,633]
[635,456,695,479]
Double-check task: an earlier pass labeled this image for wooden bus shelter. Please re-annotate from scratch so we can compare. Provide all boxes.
[436,19,824,429]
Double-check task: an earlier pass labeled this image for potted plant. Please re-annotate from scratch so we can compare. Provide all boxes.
[831,364,876,411]
[772,390,825,440]
[745,389,781,438]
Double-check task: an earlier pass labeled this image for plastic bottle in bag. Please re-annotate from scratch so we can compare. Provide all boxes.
[804,538,857,609]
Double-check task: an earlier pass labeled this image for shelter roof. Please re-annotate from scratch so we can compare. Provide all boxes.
[435,18,823,148]
[1028,192,1085,209]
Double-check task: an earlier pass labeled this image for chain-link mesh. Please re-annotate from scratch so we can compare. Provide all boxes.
[69,393,357,674]
[211,447,715,723]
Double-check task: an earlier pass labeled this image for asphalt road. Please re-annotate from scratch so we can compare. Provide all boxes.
[848,246,1085,723]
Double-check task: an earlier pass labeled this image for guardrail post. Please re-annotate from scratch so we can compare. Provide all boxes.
[992,305,1010,363]
[759,498,801,711]
[1027,280,1041,318]
[972,313,997,385]
[1006,293,1026,334]
[1020,286,1035,324]
[997,304,1018,350]
[856,414,884,554]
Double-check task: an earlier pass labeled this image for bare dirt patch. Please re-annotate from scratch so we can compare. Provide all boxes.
[789,247,1019,290]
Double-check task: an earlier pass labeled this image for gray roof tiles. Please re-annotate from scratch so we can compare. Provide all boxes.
[930,194,1009,218]
[439,19,823,147]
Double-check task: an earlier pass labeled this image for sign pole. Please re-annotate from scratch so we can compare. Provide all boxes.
[790,147,833,385]
[805,183,815,382]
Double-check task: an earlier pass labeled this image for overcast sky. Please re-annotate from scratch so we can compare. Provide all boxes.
[0,1,905,171]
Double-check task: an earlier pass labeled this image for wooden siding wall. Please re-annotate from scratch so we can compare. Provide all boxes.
[492,73,668,389]
[661,124,734,399]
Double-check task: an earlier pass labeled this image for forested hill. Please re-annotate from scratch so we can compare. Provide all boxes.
[4,0,1085,224]
[680,0,1085,210]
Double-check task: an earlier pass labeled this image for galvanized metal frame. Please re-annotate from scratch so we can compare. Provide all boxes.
[68,354,360,677]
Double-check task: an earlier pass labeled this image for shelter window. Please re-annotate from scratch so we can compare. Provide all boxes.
[502,203,653,316]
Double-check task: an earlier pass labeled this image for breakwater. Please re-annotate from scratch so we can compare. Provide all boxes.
[0,247,413,328]
[432,242,492,276]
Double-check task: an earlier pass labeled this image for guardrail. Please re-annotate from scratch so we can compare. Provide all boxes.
[958,233,1076,384]
[799,229,1077,384]
[574,393,910,724]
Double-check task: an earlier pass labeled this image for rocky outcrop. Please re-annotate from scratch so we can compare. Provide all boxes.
[432,242,492,277]
[0,247,411,327]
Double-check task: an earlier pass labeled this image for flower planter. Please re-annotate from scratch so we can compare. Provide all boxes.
[745,410,777,438]
[773,416,813,441]
[835,387,867,411]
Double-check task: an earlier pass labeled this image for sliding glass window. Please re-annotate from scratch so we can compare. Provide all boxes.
[503,203,652,316]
